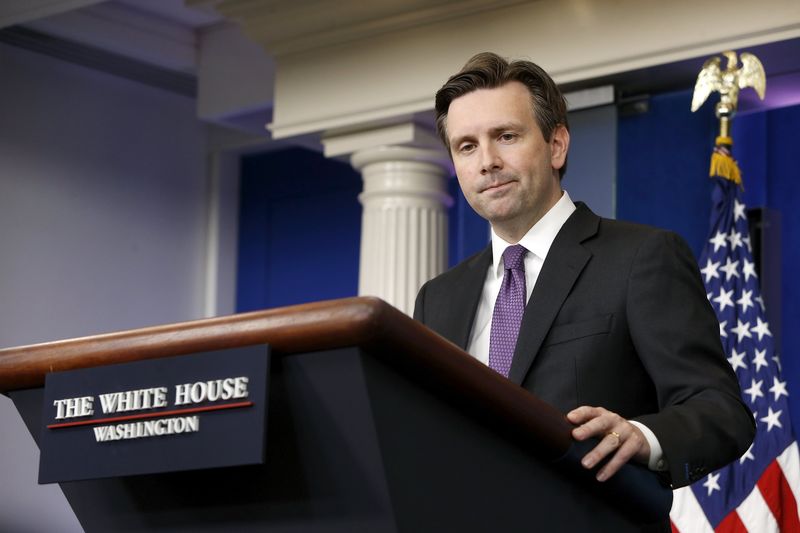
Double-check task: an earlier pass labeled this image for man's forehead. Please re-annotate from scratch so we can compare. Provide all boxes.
[446,82,535,136]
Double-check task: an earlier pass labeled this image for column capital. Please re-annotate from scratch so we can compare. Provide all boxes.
[354,145,454,211]
[322,121,448,160]
[351,145,452,176]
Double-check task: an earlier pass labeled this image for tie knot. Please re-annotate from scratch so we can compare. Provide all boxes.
[502,244,527,272]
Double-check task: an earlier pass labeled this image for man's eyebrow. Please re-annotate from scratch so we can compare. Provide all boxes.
[449,122,526,149]
[488,122,525,134]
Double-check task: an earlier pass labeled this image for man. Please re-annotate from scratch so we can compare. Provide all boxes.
[414,53,754,491]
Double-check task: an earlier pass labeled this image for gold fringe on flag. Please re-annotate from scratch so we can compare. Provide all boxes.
[710,137,742,186]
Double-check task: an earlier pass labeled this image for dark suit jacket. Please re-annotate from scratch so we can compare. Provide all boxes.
[414,202,754,488]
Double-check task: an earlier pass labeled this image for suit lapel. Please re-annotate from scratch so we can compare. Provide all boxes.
[442,246,492,350]
[507,203,599,385]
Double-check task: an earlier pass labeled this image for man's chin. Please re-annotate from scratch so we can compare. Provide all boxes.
[480,208,522,225]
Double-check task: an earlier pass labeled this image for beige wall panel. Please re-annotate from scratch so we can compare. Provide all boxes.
[270,0,800,138]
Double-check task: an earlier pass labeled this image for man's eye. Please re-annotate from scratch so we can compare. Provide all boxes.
[500,133,516,141]
[459,143,476,153]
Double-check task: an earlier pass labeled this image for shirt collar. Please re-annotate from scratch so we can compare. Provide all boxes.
[490,190,577,277]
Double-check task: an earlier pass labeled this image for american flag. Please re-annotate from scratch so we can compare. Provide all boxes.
[670,147,800,532]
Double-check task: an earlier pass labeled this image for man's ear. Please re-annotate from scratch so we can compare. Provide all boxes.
[550,124,569,170]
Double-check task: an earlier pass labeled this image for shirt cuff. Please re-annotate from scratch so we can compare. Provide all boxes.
[629,420,668,471]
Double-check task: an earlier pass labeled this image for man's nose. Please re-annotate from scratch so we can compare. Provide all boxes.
[480,144,502,174]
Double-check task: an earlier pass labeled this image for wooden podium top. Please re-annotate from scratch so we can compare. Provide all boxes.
[0,297,573,459]
[1,297,673,524]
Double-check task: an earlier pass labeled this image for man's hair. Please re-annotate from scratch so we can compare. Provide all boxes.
[435,52,569,179]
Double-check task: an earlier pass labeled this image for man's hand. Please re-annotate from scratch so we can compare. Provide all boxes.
[567,406,650,482]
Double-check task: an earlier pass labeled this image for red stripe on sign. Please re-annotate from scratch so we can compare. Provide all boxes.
[757,460,800,532]
[715,510,747,533]
[47,401,254,429]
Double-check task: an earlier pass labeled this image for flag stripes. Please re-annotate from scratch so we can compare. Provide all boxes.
[738,476,779,532]
[757,461,798,531]
[777,442,800,506]
[672,487,714,532]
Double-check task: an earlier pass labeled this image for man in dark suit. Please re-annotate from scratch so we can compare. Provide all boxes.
[414,52,754,489]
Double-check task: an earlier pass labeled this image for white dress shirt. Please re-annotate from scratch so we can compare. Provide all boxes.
[464,190,666,471]
[466,191,576,362]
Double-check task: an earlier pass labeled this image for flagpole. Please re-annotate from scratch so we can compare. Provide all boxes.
[690,50,766,186]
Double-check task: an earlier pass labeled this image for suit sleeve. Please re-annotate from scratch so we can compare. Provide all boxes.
[626,230,755,487]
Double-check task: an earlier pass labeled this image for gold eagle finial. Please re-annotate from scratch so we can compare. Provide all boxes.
[691,50,766,139]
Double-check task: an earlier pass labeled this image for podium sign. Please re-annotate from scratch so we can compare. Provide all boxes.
[39,345,270,483]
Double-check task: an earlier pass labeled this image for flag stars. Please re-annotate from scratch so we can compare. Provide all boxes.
[739,443,755,464]
[773,353,783,373]
[720,257,740,282]
[703,472,722,496]
[709,231,728,253]
[755,295,766,311]
[727,348,747,372]
[733,199,747,222]
[760,407,783,431]
[719,320,728,338]
[752,349,769,373]
[737,289,754,313]
[769,377,789,402]
[727,229,743,251]
[751,317,772,341]
[730,319,752,343]
[742,259,758,282]
[744,378,764,403]
[713,288,735,312]
[700,259,721,283]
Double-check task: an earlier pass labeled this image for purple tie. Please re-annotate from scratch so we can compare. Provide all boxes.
[489,244,527,378]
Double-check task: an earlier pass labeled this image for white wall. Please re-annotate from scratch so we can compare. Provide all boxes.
[0,41,211,531]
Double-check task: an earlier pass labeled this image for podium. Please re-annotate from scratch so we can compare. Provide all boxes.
[0,297,671,532]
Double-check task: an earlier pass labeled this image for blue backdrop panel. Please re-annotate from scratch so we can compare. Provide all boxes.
[236,148,362,312]
[618,90,719,257]
[734,113,769,208]
[764,105,800,426]
[448,177,490,267]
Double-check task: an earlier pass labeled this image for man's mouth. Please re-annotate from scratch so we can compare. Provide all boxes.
[482,180,514,193]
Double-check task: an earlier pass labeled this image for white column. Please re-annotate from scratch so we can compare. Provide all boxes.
[351,145,452,315]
